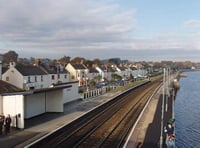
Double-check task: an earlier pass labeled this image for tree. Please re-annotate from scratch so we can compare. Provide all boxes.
[94,74,102,83]
[85,60,93,67]
[58,56,71,64]
[93,58,101,66]
[3,50,18,63]
[70,57,86,64]
[111,73,122,81]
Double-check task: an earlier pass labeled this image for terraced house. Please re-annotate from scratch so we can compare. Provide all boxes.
[2,62,70,90]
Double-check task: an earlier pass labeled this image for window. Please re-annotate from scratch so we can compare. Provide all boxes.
[6,76,9,81]
[82,72,85,78]
[28,76,30,82]
[57,74,60,79]
[52,75,55,80]
[35,76,37,82]
[41,75,43,82]
[64,74,67,79]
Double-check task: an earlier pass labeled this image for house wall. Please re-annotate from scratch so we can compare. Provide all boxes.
[23,75,49,90]
[66,64,77,81]
[2,67,24,89]
[66,64,88,86]
[63,82,81,104]
[96,67,104,81]
[49,73,69,86]
[87,72,99,81]
[3,95,24,129]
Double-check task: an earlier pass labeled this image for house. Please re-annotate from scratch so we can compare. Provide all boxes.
[39,63,70,85]
[2,62,70,90]
[65,63,88,86]
[96,65,118,82]
[115,66,130,80]
[129,66,148,79]
[2,62,47,90]
[87,67,100,82]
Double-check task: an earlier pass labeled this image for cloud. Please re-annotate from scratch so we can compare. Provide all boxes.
[1,0,200,61]
[0,0,137,58]
[184,19,200,29]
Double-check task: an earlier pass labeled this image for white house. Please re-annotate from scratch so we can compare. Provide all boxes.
[87,67,100,82]
[2,62,70,90]
[96,66,118,82]
[65,63,89,86]
[40,63,70,86]
[115,66,130,80]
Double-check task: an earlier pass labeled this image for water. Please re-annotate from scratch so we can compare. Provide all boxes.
[175,71,200,148]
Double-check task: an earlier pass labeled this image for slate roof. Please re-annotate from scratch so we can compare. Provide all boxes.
[15,65,47,76]
[129,67,137,70]
[118,66,127,71]
[40,64,68,74]
[72,64,87,70]
[0,80,23,94]
[88,67,99,73]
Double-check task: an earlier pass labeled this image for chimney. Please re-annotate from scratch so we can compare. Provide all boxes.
[9,61,16,68]
[35,59,41,67]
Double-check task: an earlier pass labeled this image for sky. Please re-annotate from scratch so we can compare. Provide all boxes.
[0,0,200,62]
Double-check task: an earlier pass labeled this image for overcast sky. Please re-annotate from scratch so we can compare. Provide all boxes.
[0,0,200,61]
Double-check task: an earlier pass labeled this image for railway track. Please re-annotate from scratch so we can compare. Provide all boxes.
[27,80,161,148]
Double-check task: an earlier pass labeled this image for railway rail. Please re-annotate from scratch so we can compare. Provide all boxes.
[27,79,162,148]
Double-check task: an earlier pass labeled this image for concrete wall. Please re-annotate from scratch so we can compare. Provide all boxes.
[46,90,63,112]
[24,93,46,119]
[63,83,81,104]
[3,95,24,129]
[24,89,64,119]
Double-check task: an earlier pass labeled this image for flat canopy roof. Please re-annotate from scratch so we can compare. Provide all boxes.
[1,81,78,96]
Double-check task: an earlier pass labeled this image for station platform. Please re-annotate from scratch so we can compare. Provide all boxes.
[0,92,119,148]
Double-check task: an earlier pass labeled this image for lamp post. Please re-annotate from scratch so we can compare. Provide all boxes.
[160,68,166,148]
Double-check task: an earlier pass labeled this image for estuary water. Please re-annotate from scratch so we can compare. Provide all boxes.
[175,71,200,148]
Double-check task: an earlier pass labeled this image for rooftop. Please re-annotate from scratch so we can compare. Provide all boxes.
[0,80,23,94]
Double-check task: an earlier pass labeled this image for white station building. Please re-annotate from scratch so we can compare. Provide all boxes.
[0,81,80,129]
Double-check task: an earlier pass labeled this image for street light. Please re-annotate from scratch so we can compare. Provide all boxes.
[160,68,165,148]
